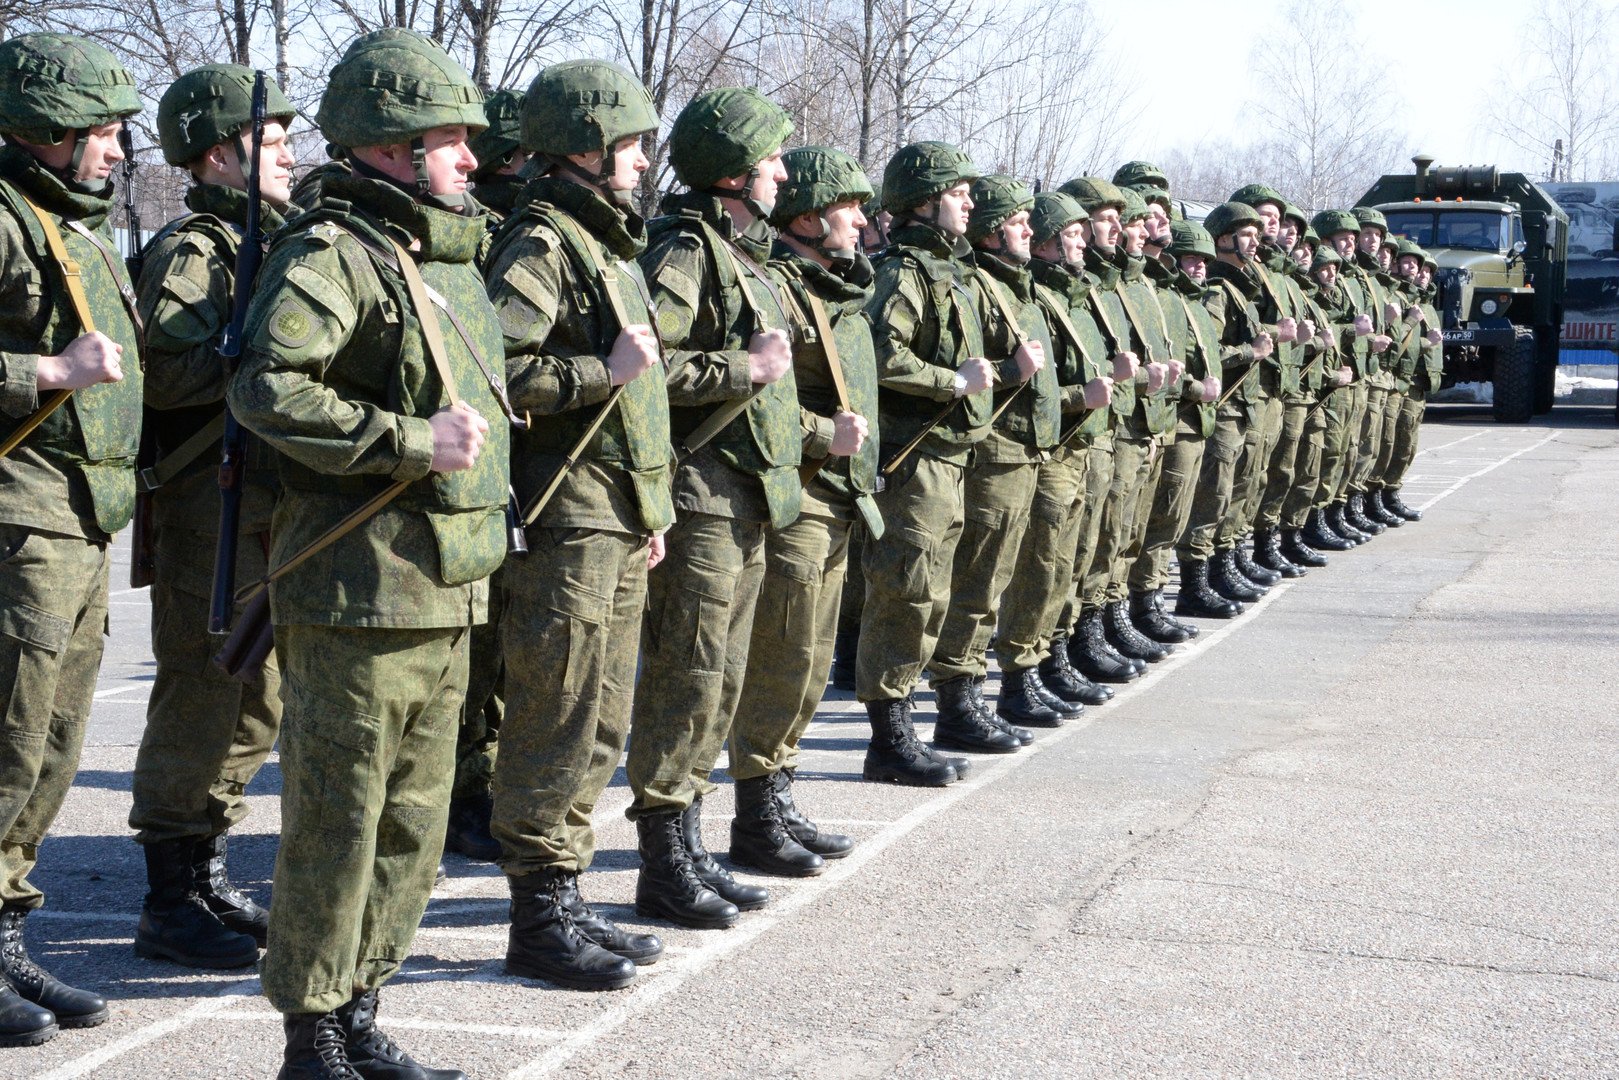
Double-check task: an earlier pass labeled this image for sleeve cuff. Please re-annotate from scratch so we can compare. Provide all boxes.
[1,352,41,417]
[802,410,837,458]
[575,354,614,407]
[392,416,437,482]
[727,349,757,393]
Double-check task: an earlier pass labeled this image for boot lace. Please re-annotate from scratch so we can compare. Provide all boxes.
[314,1013,364,1079]
[0,918,45,991]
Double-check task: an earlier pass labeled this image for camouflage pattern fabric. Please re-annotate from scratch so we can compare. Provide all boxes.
[995,446,1088,670]
[453,572,504,801]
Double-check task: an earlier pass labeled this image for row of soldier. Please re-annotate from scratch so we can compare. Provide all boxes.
[0,27,1443,1079]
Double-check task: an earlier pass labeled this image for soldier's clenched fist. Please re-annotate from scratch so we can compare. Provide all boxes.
[429,401,488,472]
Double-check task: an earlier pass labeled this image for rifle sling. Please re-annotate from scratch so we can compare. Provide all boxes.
[140,413,228,491]
[796,289,854,485]
[65,218,144,334]
[677,238,780,460]
[977,271,1032,426]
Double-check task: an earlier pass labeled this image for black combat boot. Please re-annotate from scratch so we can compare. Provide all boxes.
[829,628,858,692]
[1254,527,1305,578]
[0,972,55,1048]
[0,909,107,1030]
[1210,548,1265,602]
[1327,501,1369,544]
[195,832,270,946]
[730,775,825,877]
[862,699,958,787]
[134,839,259,969]
[1069,609,1140,683]
[1233,537,1282,586]
[1155,589,1201,639]
[337,989,466,1079]
[1365,487,1404,527]
[773,769,853,859]
[558,872,663,964]
[932,676,1021,753]
[1383,486,1422,521]
[279,1010,360,1080]
[1040,634,1112,705]
[1303,507,1354,551]
[969,676,1033,744]
[1281,528,1328,567]
[1175,560,1242,619]
[505,869,639,990]
[633,813,740,929]
[1104,600,1171,662]
[996,668,1067,728]
[1345,492,1385,535]
[1130,589,1192,644]
[682,798,769,911]
[443,793,500,862]
[1022,666,1085,718]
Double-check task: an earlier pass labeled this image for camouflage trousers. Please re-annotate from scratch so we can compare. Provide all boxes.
[996,445,1088,671]
[261,622,467,1014]
[1131,422,1205,593]
[454,570,505,801]
[1323,382,1368,504]
[837,518,866,639]
[1059,436,1114,631]
[130,525,280,845]
[495,529,646,875]
[1080,434,1150,609]
[1178,411,1244,563]
[856,452,965,702]
[931,458,1039,683]
[1370,388,1406,489]
[1113,435,1166,600]
[1256,398,1311,531]
[1350,384,1394,493]
[1220,394,1282,545]
[0,526,107,911]
[1382,385,1428,491]
[626,512,766,818]
[1281,397,1329,530]
[730,512,852,781]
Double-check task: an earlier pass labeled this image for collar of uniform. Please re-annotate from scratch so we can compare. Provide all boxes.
[668,189,775,261]
[0,142,114,227]
[1142,254,1174,285]
[321,172,486,264]
[1029,257,1092,304]
[1082,246,1121,289]
[971,248,1034,300]
[471,174,525,217]
[521,174,646,259]
[1170,268,1205,297]
[1206,259,1259,297]
[770,241,872,309]
[887,219,959,261]
[1355,250,1382,274]
[1117,250,1148,283]
[184,182,288,236]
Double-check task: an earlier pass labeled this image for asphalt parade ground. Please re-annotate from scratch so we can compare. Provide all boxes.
[12,404,1618,1079]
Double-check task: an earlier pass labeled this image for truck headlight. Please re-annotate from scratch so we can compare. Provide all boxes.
[1480,299,1498,315]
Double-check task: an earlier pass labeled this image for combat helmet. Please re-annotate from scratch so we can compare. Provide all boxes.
[0,33,141,182]
[965,174,1034,245]
[158,64,297,168]
[1113,160,1169,191]
[1311,245,1343,275]
[667,86,792,216]
[1168,219,1217,262]
[1351,205,1388,233]
[770,145,873,258]
[1229,182,1286,210]
[469,88,524,179]
[1059,176,1127,216]
[1029,190,1087,248]
[882,141,979,217]
[1311,209,1361,240]
[523,61,657,205]
[1203,200,1263,244]
[1117,186,1149,225]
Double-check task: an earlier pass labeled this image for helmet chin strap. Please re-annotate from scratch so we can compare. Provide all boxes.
[554,150,634,209]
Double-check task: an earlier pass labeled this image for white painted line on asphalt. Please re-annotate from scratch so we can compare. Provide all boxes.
[28,909,139,925]
[503,587,1290,1080]
[1415,432,1560,512]
[92,684,147,700]
[1415,431,1485,457]
[209,1010,571,1040]
[109,586,149,597]
[34,975,263,1080]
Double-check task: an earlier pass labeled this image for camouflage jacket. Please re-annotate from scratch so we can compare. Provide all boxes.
[866,220,989,465]
[484,175,673,535]
[1159,269,1219,438]
[1116,252,1175,438]
[135,183,286,544]
[969,250,1060,460]
[1350,253,1397,387]
[1255,247,1307,397]
[1288,264,1340,396]
[1417,289,1443,392]
[1081,248,1138,432]
[1203,259,1272,417]
[0,143,143,539]
[1389,278,1427,391]
[769,242,883,536]
[1028,256,1112,446]
[641,192,803,529]
[227,173,510,628]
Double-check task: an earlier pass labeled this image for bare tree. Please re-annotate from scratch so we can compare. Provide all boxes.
[1490,0,1619,181]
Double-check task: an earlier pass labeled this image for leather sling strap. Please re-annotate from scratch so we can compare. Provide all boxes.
[796,288,854,485]
[677,237,776,459]
[138,413,227,491]
[977,270,1032,427]
[65,218,143,333]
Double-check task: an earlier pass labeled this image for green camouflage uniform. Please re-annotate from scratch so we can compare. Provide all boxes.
[1385,265,1441,493]
[129,183,286,844]
[1254,245,1318,532]
[485,171,672,873]
[1208,256,1281,547]
[1347,247,1396,497]
[1279,255,1338,531]
[1306,218,1376,510]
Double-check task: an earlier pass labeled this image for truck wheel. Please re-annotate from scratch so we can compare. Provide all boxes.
[1492,327,1535,423]
[1532,328,1558,415]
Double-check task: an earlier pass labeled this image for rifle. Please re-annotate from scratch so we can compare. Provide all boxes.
[208,71,267,638]
[122,127,159,589]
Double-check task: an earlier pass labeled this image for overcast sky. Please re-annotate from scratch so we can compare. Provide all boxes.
[1096,0,1542,176]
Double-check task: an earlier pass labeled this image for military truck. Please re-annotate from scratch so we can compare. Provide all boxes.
[1359,156,1568,423]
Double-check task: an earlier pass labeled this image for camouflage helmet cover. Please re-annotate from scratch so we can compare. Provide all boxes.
[317,35,486,150]
[1168,219,1217,261]
[1113,160,1168,190]
[769,145,874,229]
[1203,200,1264,241]
[882,141,979,214]
[1302,225,1321,246]
[1229,182,1286,210]
[1311,208,1362,239]
[1132,184,1172,211]
[1281,202,1309,228]
[1351,205,1389,231]
[0,33,141,141]
[158,64,297,166]
[1059,175,1127,215]
[1117,186,1149,224]
[468,88,524,175]
[1393,237,1424,260]
[1029,190,1087,246]
[667,86,792,191]
[1311,245,1343,272]
[965,174,1034,243]
[522,60,657,158]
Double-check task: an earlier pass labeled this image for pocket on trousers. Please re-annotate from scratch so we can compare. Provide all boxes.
[0,599,71,655]
[866,524,935,605]
[284,682,381,843]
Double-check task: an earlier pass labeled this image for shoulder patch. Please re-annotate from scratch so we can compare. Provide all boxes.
[270,301,315,348]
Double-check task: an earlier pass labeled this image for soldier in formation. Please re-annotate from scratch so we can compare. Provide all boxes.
[0,30,1449,1067]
